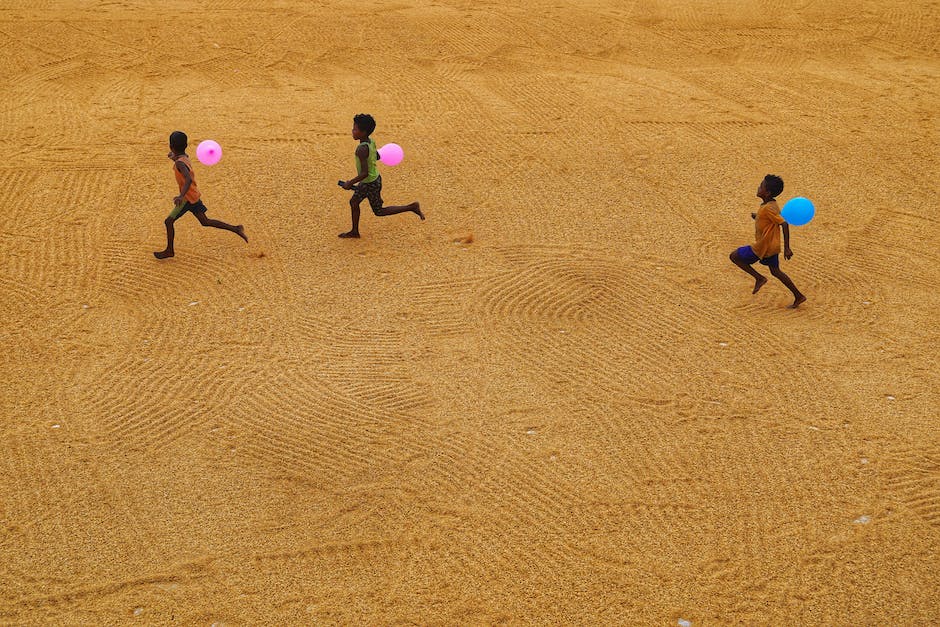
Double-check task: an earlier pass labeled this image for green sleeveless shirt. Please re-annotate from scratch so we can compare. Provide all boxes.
[356,138,379,183]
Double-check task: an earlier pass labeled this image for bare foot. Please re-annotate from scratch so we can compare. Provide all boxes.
[154,249,174,259]
[235,225,248,243]
[752,275,767,294]
[412,202,424,220]
[339,231,360,238]
[788,294,807,309]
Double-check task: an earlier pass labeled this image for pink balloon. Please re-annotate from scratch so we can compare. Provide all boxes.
[377,143,404,166]
[196,140,222,166]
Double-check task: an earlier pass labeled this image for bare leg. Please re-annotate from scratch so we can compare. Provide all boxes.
[770,266,807,308]
[195,212,248,242]
[730,250,767,293]
[154,216,177,259]
[339,199,361,238]
[375,201,423,220]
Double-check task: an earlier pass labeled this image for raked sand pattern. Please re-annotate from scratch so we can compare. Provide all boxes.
[1,0,938,623]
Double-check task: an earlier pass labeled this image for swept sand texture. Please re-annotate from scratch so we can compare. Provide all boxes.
[1,0,938,623]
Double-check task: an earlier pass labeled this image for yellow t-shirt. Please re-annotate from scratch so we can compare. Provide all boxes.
[752,199,785,258]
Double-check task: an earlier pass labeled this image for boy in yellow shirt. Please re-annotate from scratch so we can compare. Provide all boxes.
[339,114,423,238]
[729,174,806,308]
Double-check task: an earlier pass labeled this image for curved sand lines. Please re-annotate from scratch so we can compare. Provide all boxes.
[101,238,266,307]
[2,1,939,623]
[80,320,219,452]
[409,244,828,564]
[230,366,389,483]
[225,316,436,483]
[884,443,940,530]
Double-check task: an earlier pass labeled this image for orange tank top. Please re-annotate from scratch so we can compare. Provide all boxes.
[173,155,201,203]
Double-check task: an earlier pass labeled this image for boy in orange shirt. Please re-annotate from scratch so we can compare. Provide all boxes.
[729,174,806,308]
[154,131,247,259]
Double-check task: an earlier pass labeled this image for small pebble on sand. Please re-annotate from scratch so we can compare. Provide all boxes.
[853,515,871,524]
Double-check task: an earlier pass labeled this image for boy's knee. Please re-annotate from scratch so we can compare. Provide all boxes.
[729,251,738,262]
[769,265,783,276]
[164,217,175,226]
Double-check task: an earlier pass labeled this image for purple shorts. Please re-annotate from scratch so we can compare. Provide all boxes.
[736,245,779,267]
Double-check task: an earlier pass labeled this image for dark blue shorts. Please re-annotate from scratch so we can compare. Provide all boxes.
[736,245,779,267]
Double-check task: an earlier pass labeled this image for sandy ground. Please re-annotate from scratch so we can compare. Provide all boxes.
[1,0,938,623]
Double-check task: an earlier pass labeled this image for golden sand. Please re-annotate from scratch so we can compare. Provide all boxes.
[1,1,938,623]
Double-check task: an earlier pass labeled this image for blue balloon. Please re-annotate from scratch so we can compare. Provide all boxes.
[781,196,815,226]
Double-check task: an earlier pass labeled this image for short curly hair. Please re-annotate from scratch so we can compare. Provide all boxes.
[353,113,376,135]
[169,131,188,153]
[763,174,784,197]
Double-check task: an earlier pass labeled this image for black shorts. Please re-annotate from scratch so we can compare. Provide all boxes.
[169,199,207,219]
[736,245,779,267]
[351,176,383,214]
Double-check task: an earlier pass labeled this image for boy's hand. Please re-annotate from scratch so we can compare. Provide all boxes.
[342,181,354,190]
[784,247,793,260]
[173,195,183,206]
[751,212,757,220]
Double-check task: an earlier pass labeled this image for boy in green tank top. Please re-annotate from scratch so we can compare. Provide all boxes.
[339,113,424,238]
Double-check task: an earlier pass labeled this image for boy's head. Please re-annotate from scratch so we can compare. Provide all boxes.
[760,174,784,199]
[169,131,188,155]
[352,114,376,140]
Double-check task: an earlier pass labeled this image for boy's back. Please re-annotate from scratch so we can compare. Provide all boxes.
[752,199,784,259]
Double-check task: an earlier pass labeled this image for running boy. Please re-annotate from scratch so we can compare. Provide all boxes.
[729,174,806,308]
[339,114,423,238]
[154,131,247,259]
